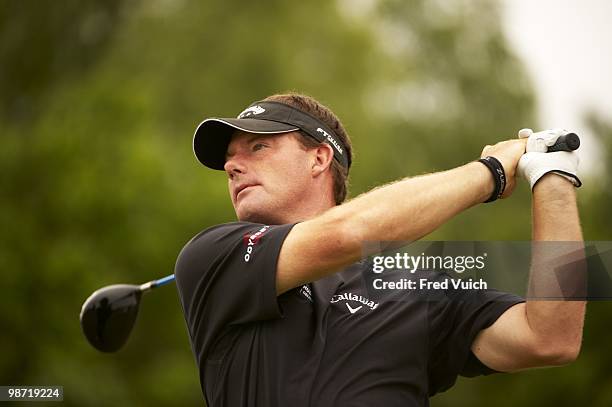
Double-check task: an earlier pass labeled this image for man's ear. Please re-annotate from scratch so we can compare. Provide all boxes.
[311,144,334,177]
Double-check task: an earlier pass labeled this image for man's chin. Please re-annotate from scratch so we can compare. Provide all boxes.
[235,204,282,225]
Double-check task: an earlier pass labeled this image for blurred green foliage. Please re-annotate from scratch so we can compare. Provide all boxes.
[0,0,610,406]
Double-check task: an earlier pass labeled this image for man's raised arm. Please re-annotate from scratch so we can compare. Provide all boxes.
[276,139,527,294]
[471,172,585,371]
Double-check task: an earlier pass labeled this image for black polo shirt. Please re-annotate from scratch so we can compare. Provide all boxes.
[175,222,524,406]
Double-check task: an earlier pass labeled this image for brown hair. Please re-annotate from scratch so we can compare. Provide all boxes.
[263,93,352,204]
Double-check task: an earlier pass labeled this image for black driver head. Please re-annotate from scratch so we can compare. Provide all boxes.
[79,284,143,352]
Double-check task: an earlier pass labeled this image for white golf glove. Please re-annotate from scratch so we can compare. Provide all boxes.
[517,128,582,190]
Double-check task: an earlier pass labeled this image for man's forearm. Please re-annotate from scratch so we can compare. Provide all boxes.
[525,174,586,362]
[533,174,583,241]
[331,161,493,243]
[277,161,494,293]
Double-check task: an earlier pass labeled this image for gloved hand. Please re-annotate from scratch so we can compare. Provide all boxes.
[517,128,582,190]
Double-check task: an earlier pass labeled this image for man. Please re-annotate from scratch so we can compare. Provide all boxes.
[175,93,585,406]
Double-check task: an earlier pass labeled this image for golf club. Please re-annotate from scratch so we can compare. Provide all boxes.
[79,274,175,352]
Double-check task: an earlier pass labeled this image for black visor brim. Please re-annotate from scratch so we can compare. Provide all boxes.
[192,118,299,170]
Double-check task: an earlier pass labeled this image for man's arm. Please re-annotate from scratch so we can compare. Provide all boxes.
[276,139,526,294]
[471,173,586,371]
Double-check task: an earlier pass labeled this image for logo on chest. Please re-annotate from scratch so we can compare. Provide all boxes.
[330,292,379,314]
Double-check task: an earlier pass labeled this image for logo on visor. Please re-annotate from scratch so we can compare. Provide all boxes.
[238,105,266,119]
[316,128,343,155]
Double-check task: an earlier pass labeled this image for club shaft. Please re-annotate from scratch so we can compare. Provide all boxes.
[139,274,176,292]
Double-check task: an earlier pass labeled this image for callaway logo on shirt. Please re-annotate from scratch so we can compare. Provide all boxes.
[331,292,379,313]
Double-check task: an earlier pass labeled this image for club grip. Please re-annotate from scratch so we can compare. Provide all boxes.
[547,133,580,152]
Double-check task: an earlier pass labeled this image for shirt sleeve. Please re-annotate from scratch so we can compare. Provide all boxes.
[174,222,295,357]
[427,274,525,395]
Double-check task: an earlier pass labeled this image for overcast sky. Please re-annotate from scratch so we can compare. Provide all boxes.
[501,0,612,174]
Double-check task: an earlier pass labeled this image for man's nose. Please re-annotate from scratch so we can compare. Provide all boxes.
[224,155,247,179]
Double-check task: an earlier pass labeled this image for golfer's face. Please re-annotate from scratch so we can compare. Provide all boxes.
[225,131,313,224]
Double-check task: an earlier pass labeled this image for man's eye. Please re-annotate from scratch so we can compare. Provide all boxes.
[252,143,267,151]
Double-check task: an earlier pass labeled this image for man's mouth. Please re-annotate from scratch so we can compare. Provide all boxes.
[235,184,259,201]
